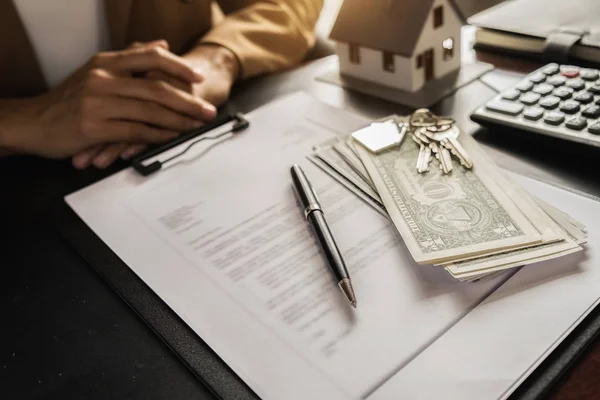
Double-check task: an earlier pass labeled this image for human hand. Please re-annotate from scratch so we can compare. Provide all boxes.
[77,44,240,169]
[147,44,239,108]
[13,40,217,164]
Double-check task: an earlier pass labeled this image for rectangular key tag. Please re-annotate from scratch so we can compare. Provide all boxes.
[352,118,407,154]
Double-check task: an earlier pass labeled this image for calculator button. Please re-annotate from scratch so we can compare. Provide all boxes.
[539,96,560,109]
[547,75,567,86]
[523,107,544,121]
[519,92,541,105]
[582,105,600,118]
[566,79,585,90]
[529,73,546,84]
[560,65,580,78]
[588,122,600,135]
[542,63,559,75]
[533,84,554,95]
[552,87,573,99]
[485,100,524,116]
[573,91,594,104]
[516,80,534,92]
[544,111,565,125]
[579,69,599,81]
[565,116,587,131]
[502,89,521,101]
[589,84,600,94]
[560,100,581,114]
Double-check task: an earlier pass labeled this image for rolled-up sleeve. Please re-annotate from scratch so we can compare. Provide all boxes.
[200,0,324,79]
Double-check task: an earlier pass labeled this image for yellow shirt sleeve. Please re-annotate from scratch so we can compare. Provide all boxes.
[201,0,324,79]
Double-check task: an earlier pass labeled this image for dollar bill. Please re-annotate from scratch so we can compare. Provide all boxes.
[438,143,583,275]
[354,132,543,264]
[436,132,587,278]
[311,140,383,204]
[308,140,387,217]
[458,270,511,283]
[534,197,587,244]
[315,142,585,280]
[307,119,587,280]
[448,201,589,281]
[444,229,581,280]
[333,138,375,190]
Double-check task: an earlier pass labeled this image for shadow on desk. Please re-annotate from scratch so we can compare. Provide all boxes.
[472,125,598,192]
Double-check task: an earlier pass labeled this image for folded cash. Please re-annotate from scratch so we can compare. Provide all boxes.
[308,114,587,282]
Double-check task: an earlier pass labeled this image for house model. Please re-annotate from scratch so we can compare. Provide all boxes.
[329,0,462,93]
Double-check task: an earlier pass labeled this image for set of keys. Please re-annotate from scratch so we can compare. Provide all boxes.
[406,109,473,174]
[351,109,474,175]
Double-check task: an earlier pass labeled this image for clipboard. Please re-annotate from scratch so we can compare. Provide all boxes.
[131,112,249,176]
[56,112,254,399]
[54,201,259,399]
[53,110,600,400]
[53,174,600,400]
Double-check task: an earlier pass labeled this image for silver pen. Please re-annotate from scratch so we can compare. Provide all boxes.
[290,164,357,308]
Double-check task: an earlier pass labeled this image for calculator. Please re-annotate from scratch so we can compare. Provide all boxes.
[470,63,600,148]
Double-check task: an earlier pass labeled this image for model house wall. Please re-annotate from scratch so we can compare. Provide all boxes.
[336,43,413,90]
[410,0,462,91]
[333,0,462,93]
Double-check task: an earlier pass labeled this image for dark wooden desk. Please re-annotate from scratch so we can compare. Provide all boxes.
[3,37,600,400]
[554,342,600,400]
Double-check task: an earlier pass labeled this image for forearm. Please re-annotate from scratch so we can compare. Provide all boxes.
[0,97,43,157]
[205,0,323,79]
[183,44,240,85]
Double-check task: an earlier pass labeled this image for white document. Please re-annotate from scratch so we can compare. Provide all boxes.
[66,92,600,400]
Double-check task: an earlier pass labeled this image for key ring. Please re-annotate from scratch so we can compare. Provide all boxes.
[409,109,455,130]
[409,109,437,127]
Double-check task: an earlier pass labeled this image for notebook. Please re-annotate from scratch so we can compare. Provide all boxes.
[468,0,600,66]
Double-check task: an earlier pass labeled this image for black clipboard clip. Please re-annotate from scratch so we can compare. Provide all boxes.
[132,112,249,176]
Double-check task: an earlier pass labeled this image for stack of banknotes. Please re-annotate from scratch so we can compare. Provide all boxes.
[308,116,588,282]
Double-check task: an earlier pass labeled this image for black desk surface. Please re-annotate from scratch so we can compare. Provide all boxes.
[2,56,600,399]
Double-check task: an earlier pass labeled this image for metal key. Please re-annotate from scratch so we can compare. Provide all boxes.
[429,142,453,174]
[416,128,448,173]
[422,124,458,141]
[426,125,473,170]
[413,128,431,144]
[441,137,473,169]
[428,142,441,170]
[412,134,432,173]
[438,145,454,174]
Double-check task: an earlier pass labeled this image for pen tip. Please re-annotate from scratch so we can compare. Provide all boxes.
[339,278,357,309]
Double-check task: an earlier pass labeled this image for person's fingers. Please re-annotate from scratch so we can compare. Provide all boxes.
[96,97,205,132]
[126,41,171,79]
[146,70,193,93]
[92,143,128,169]
[89,121,180,143]
[105,46,204,83]
[128,40,169,51]
[121,144,148,160]
[90,74,216,120]
[72,145,104,169]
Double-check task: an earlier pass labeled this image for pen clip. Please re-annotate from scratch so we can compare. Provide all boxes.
[304,203,322,219]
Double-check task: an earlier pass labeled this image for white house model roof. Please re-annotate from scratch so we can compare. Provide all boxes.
[329,0,439,57]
